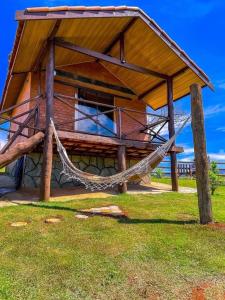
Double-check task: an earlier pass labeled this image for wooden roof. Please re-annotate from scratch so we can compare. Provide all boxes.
[1,6,213,110]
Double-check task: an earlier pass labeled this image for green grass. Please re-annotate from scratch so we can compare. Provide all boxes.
[0,190,225,299]
[152,176,197,188]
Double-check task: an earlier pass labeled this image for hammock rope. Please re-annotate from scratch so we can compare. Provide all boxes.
[51,116,190,191]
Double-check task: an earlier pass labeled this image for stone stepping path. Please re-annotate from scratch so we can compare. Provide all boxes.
[77,205,126,218]
[10,221,28,227]
[45,216,63,224]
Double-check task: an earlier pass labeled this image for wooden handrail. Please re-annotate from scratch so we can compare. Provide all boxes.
[0,94,42,116]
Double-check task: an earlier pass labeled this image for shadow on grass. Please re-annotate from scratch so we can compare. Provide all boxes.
[23,203,197,225]
[118,218,197,225]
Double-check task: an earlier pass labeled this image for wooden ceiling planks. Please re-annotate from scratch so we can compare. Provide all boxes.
[1,7,213,111]
[13,20,55,73]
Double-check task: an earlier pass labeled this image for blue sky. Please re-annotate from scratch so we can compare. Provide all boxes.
[0,0,225,161]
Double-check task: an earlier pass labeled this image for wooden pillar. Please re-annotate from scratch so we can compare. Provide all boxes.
[190,84,213,224]
[40,40,55,201]
[167,78,179,191]
[117,145,127,193]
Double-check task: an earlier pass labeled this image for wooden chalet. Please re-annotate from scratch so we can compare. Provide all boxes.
[0,6,213,200]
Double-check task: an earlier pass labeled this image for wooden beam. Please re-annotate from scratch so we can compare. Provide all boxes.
[190,83,213,224]
[0,95,41,117]
[117,145,127,193]
[55,69,135,96]
[55,38,169,80]
[40,40,55,201]
[120,33,126,63]
[57,130,183,153]
[167,78,178,192]
[54,79,132,101]
[103,18,137,55]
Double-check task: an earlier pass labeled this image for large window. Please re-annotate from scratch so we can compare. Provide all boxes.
[75,89,115,136]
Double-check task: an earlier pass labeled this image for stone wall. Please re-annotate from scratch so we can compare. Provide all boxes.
[22,152,139,188]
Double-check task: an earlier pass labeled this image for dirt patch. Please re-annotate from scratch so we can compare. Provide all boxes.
[207,223,225,231]
[190,283,211,300]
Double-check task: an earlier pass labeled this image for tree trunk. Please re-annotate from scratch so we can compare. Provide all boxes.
[0,132,44,169]
[190,83,213,224]
[167,78,178,191]
[117,145,127,193]
[40,40,55,201]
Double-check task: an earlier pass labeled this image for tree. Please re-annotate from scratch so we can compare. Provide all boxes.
[209,161,219,195]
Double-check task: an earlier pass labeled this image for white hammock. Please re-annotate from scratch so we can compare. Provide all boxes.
[51,117,190,191]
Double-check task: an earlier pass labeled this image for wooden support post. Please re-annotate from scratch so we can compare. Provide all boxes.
[40,40,55,201]
[167,78,178,191]
[190,84,213,224]
[117,145,127,193]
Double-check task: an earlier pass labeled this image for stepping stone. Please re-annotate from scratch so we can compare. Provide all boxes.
[45,217,63,224]
[10,221,28,227]
[75,214,89,219]
[80,205,126,218]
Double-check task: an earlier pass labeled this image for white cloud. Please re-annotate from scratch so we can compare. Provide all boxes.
[179,149,225,162]
[216,126,225,132]
[216,80,225,90]
[204,104,225,117]
[183,147,194,155]
[208,150,225,161]
[179,155,194,162]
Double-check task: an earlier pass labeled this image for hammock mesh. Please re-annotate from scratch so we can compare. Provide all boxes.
[51,117,190,191]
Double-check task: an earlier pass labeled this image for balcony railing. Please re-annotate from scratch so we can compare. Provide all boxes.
[53,93,169,144]
[0,92,169,154]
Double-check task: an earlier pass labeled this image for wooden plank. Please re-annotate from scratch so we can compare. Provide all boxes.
[40,40,54,201]
[167,78,178,192]
[55,38,169,80]
[190,83,213,224]
[55,69,135,95]
[57,130,183,153]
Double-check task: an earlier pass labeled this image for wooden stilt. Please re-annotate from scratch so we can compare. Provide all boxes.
[117,145,127,193]
[167,78,178,191]
[190,84,213,224]
[40,40,55,201]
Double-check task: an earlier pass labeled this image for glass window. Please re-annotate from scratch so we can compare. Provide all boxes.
[75,89,115,136]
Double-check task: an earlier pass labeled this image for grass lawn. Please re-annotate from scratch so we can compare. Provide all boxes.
[0,189,225,299]
[152,177,197,188]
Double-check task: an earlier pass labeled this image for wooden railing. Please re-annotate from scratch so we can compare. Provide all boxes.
[153,160,225,178]
[0,95,43,154]
[53,93,169,144]
[0,92,169,152]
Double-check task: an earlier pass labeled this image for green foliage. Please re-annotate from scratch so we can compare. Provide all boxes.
[209,161,219,195]
[154,168,163,178]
